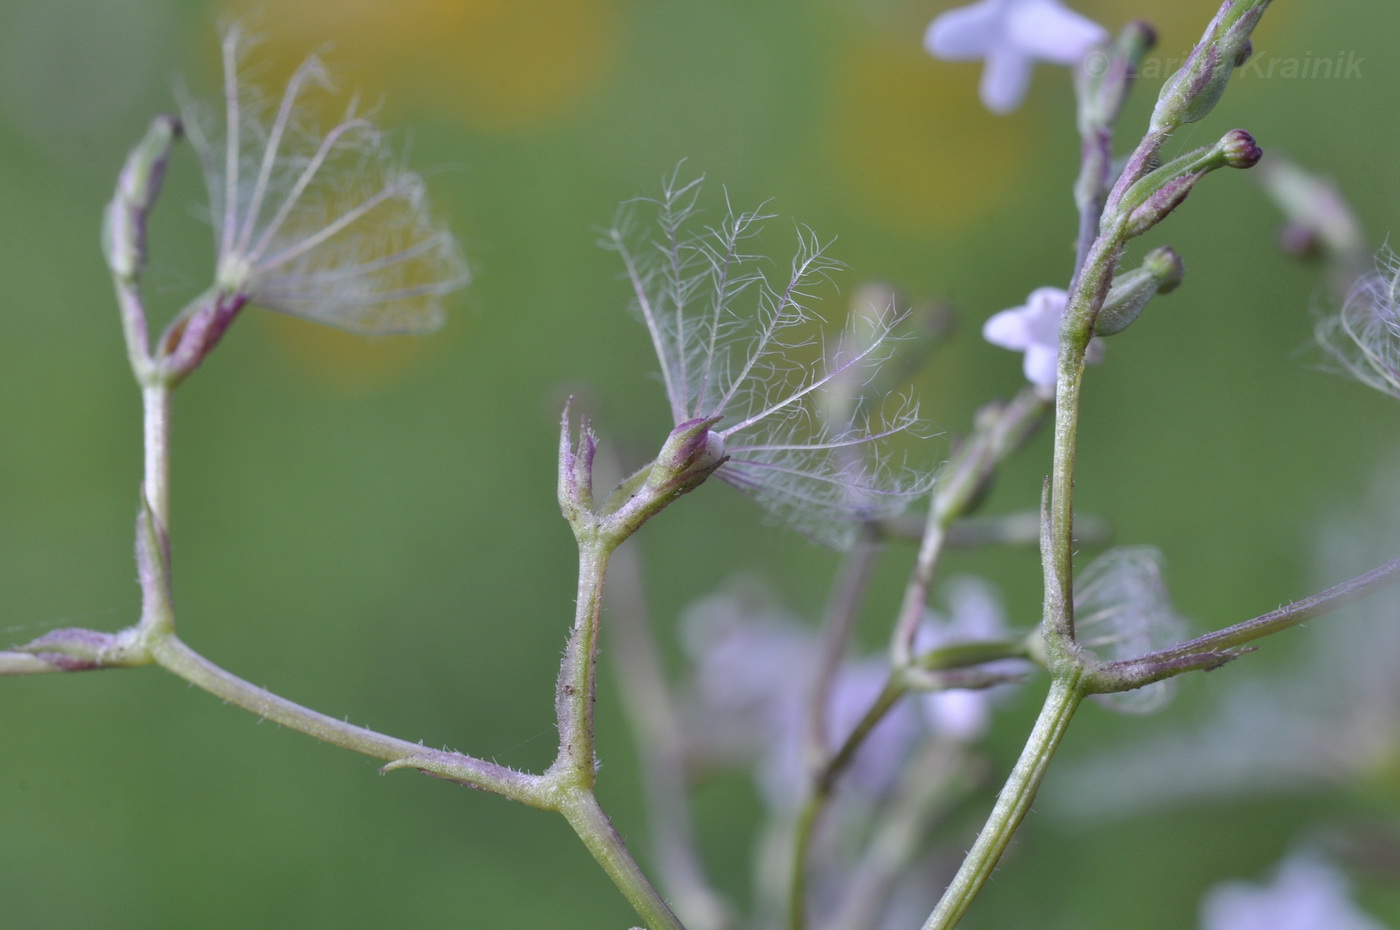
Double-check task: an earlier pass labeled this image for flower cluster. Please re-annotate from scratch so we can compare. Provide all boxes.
[679,576,1016,807]
[607,174,929,548]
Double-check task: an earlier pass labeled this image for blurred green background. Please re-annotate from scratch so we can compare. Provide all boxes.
[1,0,1398,926]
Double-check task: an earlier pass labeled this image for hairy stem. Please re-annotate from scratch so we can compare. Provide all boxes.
[808,536,880,774]
[149,634,544,801]
[141,384,171,531]
[552,539,613,782]
[921,675,1083,930]
[1096,554,1400,689]
[557,787,687,930]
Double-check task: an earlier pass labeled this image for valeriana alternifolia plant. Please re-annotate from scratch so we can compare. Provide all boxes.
[15,3,1400,930]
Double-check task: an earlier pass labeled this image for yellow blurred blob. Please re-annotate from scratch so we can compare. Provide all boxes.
[256,310,450,393]
[222,0,619,132]
[823,37,1029,233]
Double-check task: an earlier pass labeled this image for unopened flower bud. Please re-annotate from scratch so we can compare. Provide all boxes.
[1278,223,1322,260]
[1123,173,1200,237]
[1077,20,1157,131]
[1094,247,1184,336]
[1118,130,1262,236]
[1233,38,1254,68]
[642,416,728,508]
[1150,0,1269,133]
[1256,156,1369,296]
[557,400,599,525]
[103,114,182,283]
[1219,128,1263,169]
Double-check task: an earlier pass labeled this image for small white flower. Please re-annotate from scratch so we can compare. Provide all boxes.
[924,0,1108,114]
[677,582,921,805]
[181,26,467,335]
[983,286,1103,391]
[1199,850,1385,930]
[609,173,929,548]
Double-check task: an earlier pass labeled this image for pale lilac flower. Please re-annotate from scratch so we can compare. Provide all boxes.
[924,0,1108,114]
[1199,851,1385,930]
[678,582,921,805]
[915,576,1016,740]
[608,173,928,548]
[679,576,1020,806]
[983,286,1103,391]
[181,26,467,335]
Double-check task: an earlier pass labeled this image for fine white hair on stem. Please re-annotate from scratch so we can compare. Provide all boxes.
[605,169,931,548]
[180,24,468,335]
[1317,244,1400,398]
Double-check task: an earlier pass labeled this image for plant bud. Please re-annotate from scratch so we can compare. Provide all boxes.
[1077,20,1157,131]
[1150,0,1270,133]
[1094,247,1185,336]
[102,114,181,282]
[1219,128,1263,169]
[1118,130,1261,236]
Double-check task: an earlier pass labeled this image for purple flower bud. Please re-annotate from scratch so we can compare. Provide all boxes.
[1150,0,1270,132]
[103,114,182,284]
[1219,128,1263,169]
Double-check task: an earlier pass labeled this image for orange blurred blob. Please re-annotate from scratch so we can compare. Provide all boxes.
[222,0,619,132]
[822,36,1030,233]
[256,310,451,393]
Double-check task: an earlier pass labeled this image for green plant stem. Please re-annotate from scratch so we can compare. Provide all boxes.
[548,526,686,930]
[893,388,1048,664]
[920,675,1083,930]
[808,536,880,771]
[830,739,979,930]
[552,538,613,782]
[787,636,1032,930]
[142,383,171,529]
[557,786,687,930]
[1095,554,1400,690]
[1045,228,1123,652]
[148,633,545,803]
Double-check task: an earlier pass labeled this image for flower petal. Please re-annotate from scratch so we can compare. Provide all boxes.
[1007,0,1108,65]
[1022,342,1058,387]
[924,0,1006,60]
[982,306,1033,350]
[979,45,1035,113]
